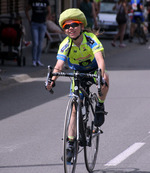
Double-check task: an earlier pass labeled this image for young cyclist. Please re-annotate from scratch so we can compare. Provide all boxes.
[46,8,109,161]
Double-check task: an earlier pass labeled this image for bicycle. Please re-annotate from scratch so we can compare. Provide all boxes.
[45,65,108,173]
[134,17,147,44]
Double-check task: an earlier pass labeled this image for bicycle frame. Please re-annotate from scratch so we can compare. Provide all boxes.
[46,65,101,137]
[45,65,104,173]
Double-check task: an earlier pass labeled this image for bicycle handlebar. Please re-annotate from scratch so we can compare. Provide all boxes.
[45,65,105,96]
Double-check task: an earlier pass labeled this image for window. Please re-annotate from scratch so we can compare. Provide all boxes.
[0,0,26,15]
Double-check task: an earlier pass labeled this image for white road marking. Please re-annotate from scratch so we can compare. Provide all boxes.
[10,74,45,83]
[105,142,145,166]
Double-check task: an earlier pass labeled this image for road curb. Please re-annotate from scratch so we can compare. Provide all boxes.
[0,39,147,90]
[0,68,47,90]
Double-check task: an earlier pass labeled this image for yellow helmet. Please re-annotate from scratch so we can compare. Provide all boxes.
[59,8,87,29]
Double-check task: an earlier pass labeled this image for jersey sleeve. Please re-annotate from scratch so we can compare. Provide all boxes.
[56,37,70,62]
[84,32,105,58]
[90,33,104,55]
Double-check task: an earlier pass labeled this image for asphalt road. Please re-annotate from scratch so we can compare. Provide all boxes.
[0,39,150,173]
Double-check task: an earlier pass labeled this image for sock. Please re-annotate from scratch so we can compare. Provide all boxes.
[97,98,104,107]
[98,98,104,103]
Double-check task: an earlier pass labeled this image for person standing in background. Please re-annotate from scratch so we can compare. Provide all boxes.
[14,16,32,47]
[147,0,150,33]
[25,0,51,67]
[46,14,64,34]
[80,0,98,29]
[129,0,145,42]
[93,0,101,16]
[111,0,128,48]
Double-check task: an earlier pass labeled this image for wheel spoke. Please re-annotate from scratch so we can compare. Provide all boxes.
[84,93,100,172]
[63,97,78,173]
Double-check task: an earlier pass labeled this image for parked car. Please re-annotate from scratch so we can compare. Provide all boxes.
[97,0,118,37]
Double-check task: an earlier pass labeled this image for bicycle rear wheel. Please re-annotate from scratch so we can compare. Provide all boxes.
[63,97,79,173]
[84,93,100,172]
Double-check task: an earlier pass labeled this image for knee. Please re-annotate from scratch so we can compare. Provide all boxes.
[32,40,38,47]
[104,73,109,86]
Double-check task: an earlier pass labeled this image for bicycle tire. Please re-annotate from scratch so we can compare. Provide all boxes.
[63,97,79,173]
[84,93,99,172]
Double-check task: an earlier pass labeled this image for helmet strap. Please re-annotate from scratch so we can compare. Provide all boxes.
[72,31,82,40]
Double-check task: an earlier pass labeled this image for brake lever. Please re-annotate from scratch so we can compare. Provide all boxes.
[45,65,54,94]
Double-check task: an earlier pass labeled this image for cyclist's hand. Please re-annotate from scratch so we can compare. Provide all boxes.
[45,79,55,94]
[46,82,52,91]
[102,77,108,87]
[46,80,55,91]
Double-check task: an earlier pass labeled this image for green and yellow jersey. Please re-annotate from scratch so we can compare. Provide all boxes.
[94,0,101,3]
[57,32,104,72]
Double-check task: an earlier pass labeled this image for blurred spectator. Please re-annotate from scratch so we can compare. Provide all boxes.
[14,16,32,47]
[129,0,144,42]
[25,0,51,67]
[111,0,128,48]
[93,0,101,16]
[46,14,63,34]
[145,0,150,32]
[80,0,98,29]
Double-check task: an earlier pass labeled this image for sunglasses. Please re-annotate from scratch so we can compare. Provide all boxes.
[63,21,82,29]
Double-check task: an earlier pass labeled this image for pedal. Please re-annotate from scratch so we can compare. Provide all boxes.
[93,128,103,134]
[95,110,108,115]
[100,129,103,134]
[104,111,108,115]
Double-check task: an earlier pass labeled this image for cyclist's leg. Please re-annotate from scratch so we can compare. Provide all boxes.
[135,16,147,44]
[130,23,136,37]
[119,23,127,45]
[140,16,148,43]
[65,82,78,163]
[143,22,148,36]
[63,97,78,173]
[94,71,109,127]
[112,24,122,43]
[129,17,137,41]
[65,103,77,166]
[68,104,77,140]
[68,81,78,141]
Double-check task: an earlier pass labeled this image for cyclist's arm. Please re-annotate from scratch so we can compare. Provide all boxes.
[94,51,105,77]
[46,59,65,91]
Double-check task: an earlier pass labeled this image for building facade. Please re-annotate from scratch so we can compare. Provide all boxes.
[0,0,81,17]
[0,0,82,40]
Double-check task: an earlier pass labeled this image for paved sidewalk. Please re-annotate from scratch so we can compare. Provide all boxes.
[0,47,58,89]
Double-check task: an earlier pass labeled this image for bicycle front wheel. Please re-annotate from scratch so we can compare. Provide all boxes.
[63,97,79,173]
[84,93,100,172]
